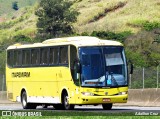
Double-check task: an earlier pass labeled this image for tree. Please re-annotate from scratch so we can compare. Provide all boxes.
[12,1,19,10]
[35,0,79,39]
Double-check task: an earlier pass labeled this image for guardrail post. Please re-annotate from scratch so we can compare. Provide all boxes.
[157,66,159,89]
[2,75,5,91]
[143,68,144,89]
[129,74,132,89]
[1,75,5,99]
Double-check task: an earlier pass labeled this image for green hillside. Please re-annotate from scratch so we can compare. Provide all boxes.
[0,0,159,73]
[73,0,160,33]
[0,2,38,73]
[0,5,38,42]
[0,0,38,18]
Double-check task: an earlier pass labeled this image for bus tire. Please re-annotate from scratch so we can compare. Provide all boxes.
[102,103,113,110]
[62,92,74,110]
[21,91,36,109]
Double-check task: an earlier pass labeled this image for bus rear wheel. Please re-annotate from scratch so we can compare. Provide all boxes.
[21,91,36,109]
[102,103,113,110]
[62,92,74,110]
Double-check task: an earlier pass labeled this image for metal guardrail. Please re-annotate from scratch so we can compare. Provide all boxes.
[129,67,160,89]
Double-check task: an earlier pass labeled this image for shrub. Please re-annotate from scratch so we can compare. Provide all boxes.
[12,1,19,11]
[89,31,132,43]
[13,35,32,43]
[143,21,160,31]
[125,48,148,67]
[130,20,160,31]
[81,32,89,36]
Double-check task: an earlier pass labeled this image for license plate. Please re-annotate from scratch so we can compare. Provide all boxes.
[103,98,111,102]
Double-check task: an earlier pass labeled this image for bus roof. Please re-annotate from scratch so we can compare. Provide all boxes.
[7,36,123,50]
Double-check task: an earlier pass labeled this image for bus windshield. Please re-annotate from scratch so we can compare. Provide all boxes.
[79,46,128,87]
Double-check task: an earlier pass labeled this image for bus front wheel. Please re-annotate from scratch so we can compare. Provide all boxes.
[62,92,74,110]
[102,103,113,110]
[21,91,36,109]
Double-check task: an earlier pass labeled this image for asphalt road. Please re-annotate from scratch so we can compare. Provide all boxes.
[0,103,160,112]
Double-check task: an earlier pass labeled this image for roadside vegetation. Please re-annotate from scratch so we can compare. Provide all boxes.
[0,110,159,118]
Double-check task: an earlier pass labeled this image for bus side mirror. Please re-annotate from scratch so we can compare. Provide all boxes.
[74,59,81,74]
[128,60,133,74]
[76,62,81,73]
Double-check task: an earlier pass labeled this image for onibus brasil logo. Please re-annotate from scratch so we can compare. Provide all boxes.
[2,111,42,116]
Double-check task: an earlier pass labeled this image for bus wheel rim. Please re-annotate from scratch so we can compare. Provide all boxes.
[64,96,69,108]
[22,95,27,107]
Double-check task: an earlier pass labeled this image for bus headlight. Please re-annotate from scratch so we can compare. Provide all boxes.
[118,91,128,95]
[81,92,94,96]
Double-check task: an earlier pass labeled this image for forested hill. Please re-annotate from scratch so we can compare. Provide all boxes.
[0,0,160,73]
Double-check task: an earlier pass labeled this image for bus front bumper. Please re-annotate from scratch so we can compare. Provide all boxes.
[75,94,128,104]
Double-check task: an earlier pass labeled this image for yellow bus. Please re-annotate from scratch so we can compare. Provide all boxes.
[6,36,132,110]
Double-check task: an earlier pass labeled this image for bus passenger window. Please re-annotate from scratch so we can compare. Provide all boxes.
[14,50,22,67]
[22,50,31,66]
[31,49,40,65]
[40,48,49,65]
[59,46,68,65]
[49,48,58,65]
[7,51,14,67]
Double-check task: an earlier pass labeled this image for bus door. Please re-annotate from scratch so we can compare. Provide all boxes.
[57,46,70,100]
[7,50,14,100]
[70,45,80,103]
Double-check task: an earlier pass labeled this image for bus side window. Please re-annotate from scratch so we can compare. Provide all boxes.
[22,50,31,66]
[31,49,40,65]
[40,48,49,65]
[13,50,22,67]
[49,47,59,65]
[7,50,14,67]
[59,46,68,65]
